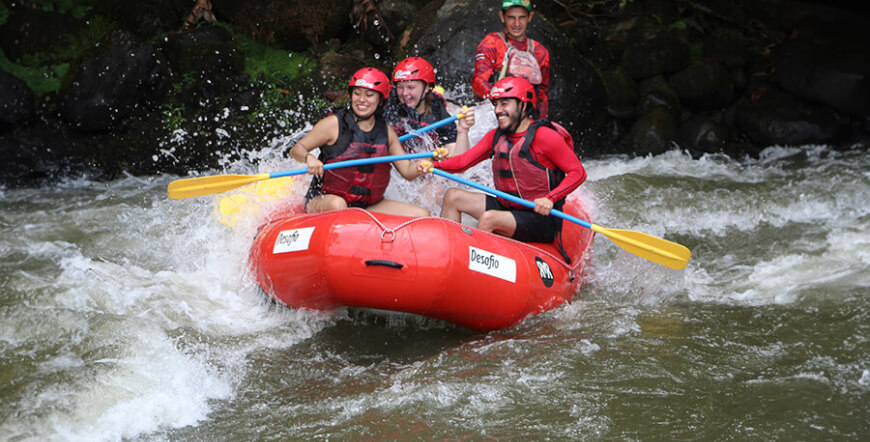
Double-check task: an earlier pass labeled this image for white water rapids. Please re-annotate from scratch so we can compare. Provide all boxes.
[1,111,867,439]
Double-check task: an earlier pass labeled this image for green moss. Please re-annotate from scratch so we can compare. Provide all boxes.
[0,2,115,96]
[216,23,317,86]
[0,49,68,96]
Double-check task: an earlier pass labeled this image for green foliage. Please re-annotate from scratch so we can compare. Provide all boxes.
[161,103,186,131]
[0,49,68,96]
[0,1,115,96]
[172,72,197,94]
[216,23,317,86]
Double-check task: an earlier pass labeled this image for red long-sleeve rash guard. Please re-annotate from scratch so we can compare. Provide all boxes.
[435,125,586,203]
[472,32,551,120]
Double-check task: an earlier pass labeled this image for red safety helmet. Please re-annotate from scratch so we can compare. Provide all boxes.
[489,76,536,109]
[392,57,436,86]
[348,67,392,99]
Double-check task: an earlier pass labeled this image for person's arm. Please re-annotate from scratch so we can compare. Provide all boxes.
[432,128,494,173]
[533,128,586,204]
[388,125,424,181]
[287,114,339,177]
[441,107,476,157]
[472,34,500,99]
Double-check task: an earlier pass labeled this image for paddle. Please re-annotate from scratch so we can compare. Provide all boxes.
[169,150,447,199]
[168,111,467,200]
[427,167,691,270]
[398,108,466,142]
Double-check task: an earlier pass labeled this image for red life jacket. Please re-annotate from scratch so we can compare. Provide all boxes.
[490,120,572,210]
[320,108,391,205]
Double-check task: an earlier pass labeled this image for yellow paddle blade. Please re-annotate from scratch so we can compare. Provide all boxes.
[167,173,271,199]
[591,225,691,270]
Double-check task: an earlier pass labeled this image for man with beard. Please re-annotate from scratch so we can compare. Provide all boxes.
[418,76,585,243]
[288,67,429,217]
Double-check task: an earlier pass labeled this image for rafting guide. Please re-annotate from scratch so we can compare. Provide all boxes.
[472,0,551,119]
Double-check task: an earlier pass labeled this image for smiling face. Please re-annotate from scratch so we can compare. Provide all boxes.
[350,87,382,119]
[395,80,429,110]
[499,6,533,42]
[492,97,523,131]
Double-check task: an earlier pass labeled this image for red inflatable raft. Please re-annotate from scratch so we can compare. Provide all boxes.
[249,195,593,332]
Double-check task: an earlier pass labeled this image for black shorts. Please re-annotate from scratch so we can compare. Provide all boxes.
[305,176,371,209]
[485,195,562,243]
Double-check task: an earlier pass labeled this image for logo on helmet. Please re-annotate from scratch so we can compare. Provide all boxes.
[353,79,376,89]
[491,86,507,96]
[393,69,414,80]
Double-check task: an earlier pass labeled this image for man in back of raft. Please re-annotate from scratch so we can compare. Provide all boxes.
[419,76,586,243]
[472,0,550,119]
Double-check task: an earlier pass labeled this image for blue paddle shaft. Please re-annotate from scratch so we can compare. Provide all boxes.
[431,168,593,230]
[268,151,436,179]
[268,113,461,179]
[397,115,459,142]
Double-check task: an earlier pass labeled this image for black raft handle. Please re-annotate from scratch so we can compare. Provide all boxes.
[364,259,404,269]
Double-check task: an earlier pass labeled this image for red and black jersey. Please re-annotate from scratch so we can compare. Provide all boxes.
[472,32,551,119]
[435,120,585,205]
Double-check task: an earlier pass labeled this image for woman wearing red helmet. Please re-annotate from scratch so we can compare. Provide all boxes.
[384,57,475,157]
[419,76,586,243]
[287,68,429,216]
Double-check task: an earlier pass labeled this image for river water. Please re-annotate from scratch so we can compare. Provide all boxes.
[1,121,868,439]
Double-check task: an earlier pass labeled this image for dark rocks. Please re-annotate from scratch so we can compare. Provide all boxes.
[702,29,748,70]
[0,6,84,63]
[601,69,638,119]
[668,61,735,110]
[0,131,98,187]
[60,30,165,132]
[623,107,679,156]
[620,17,691,81]
[319,50,365,85]
[636,76,681,122]
[677,115,729,154]
[163,25,245,101]
[0,71,36,128]
[220,0,353,52]
[775,49,870,117]
[736,87,847,146]
[164,25,244,78]
[93,1,186,39]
